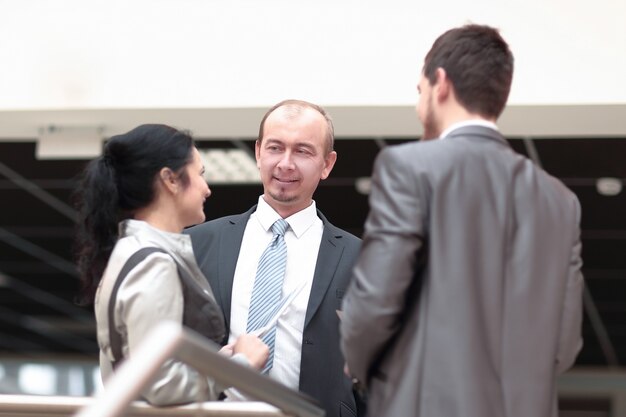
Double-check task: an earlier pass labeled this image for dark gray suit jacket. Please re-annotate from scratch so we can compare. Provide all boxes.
[187,206,362,417]
[341,126,584,417]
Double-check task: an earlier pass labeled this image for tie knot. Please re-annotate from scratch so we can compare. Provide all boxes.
[271,219,289,236]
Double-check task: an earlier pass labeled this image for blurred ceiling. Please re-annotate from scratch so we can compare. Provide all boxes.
[0,105,625,141]
[0,132,625,369]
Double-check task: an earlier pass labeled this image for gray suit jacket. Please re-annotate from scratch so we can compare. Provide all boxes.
[187,206,362,417]
[341,126,584,417]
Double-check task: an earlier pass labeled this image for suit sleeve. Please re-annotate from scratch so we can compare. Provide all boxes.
[340,146,426,385]
[555,196,584,374]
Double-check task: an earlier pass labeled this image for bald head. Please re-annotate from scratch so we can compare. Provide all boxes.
[258,99,335,155]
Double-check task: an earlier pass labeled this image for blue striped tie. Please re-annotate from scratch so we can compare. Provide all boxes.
[247,218,289,372]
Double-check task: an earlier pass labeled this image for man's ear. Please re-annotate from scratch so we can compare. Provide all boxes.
[159,167,179,194]
[255,140,262,169]
[321,151,337,180]
[435,67,451,101]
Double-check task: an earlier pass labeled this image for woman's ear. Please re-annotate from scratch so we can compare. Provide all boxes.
[159,167,179,194]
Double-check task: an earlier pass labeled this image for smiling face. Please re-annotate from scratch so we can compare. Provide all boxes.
[177,147,211,227]
[255,106,337,218]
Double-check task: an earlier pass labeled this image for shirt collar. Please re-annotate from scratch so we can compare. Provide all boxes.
[256,196,318,239]
[121,218,193,250]
[439,119,499,139]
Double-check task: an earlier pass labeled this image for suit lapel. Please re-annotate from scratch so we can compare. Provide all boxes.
[304,212,344,328]
[221,207,344,329]
[218,206,256,323]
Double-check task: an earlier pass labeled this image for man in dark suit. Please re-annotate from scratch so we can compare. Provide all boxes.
[188,99,362,417]
[340,25,584,417]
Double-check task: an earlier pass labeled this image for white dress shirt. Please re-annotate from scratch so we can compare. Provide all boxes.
[229,196,323,389]
[439,119,499,139]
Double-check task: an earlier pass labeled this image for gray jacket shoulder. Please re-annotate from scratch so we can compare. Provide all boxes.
[184,209,252,258]
[186,214,242,236]
[319,212,361,247]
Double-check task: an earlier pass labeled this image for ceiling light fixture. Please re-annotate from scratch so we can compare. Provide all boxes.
[596,177,622,196]
[198,149,261,184]
[36,125,104,159]
[355,177,372,195]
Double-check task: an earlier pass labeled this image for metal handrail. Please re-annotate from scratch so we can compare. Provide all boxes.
[0,394,282,417]
[2,367,626,416]
[73,322,324,417]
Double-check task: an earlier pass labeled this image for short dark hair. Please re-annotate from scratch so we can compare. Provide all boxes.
[257,99,335,154]
[73,124,195,304]
[423,24,514,119]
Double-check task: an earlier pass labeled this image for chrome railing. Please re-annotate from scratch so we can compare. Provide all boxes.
[73,322,324,417]
[558,368,626,416]
[0,394,285,416]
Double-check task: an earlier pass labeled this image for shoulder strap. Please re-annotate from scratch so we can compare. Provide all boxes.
[108,247,167,368]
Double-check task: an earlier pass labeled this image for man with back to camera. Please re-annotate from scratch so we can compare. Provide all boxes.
[340,24,584,417]
[187,99,363,417]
